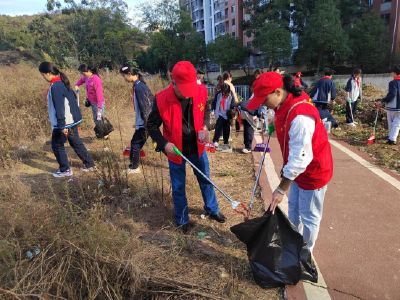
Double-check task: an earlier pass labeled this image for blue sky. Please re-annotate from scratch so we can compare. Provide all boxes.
[0,0,142,20]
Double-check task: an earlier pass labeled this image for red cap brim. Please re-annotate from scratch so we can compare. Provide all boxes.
[246,93,267,110]
[176,81,199,98]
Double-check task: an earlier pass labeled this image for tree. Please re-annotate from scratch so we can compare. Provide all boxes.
[206,34,247,72]
[253,21,292,70]
[296,0,350,73]
[139,0,195,77]
[347,12,390,72]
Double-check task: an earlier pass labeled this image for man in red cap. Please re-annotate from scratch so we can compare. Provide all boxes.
[247,72,333,253]
[146,61,227,233]
[294,72,308,88]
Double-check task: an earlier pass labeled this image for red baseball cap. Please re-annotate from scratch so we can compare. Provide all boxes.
[172,61,199,98]
[247,72,283,110]
[296,72,302,76]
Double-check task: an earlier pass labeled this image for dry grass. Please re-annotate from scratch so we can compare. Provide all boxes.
[0,64,284,299]
[329,85,400,174]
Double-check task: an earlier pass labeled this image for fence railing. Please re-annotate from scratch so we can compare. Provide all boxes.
[206,85,251,102]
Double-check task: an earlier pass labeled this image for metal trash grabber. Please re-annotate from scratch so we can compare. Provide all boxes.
[348,99,355,124]
[249,134,272,213]
[173,147,250,220]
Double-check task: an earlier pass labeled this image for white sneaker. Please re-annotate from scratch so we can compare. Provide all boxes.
[345,123,356,127]
[123,167,141,174]
[81,166,96,172]
[353,122,358,125]
[228,137,233,142]
[213,142,219,147]
[53,169,73,178]
[242,148,251,154]
[219,136,224,141]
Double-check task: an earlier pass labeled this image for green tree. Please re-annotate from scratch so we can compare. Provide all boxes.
[347,12,390,72]
[139,0,195,77]
[296,0,350,73]
[253,21,292,70]
[206,34,246,72]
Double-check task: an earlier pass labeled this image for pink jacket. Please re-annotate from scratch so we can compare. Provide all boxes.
[75,74,105,108]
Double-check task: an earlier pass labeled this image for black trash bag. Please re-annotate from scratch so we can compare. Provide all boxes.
[94,117,114,138]
[230,206,318,289]
[85,98,91,107]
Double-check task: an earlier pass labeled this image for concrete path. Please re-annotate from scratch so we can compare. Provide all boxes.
[251,133,400,300]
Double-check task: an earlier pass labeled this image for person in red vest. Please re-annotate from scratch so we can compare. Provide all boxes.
[294,72,308,89]
[146,61,227,233]
[246,72,333,253]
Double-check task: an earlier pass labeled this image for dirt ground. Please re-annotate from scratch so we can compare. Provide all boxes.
[0,98,284,299]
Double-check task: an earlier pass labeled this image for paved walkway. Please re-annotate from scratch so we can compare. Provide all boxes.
[251,133,400,300]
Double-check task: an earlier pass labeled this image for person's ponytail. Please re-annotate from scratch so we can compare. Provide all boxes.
[120,64,146,84]
[282,75,302,97]
[59,72,71,90]
[38,61,71,91]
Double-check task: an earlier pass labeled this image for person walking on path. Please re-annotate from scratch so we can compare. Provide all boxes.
[211,84,235,149]
[251,68,269,133]
[120,64,155,174]
[379,65,400,145]
[74,64,108,138]
[39,62,95,178]
[247,72,333,253]
[146,61,227,233]
[310,69,336,110]
[294,72,308,89]
[345,68,362,127]
[218,72,239,104]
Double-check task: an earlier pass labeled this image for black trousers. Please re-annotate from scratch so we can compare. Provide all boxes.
[130,128,148,169]
[213,116,230,144]
[346,101,358,123]
[243,119,255,150]
[52,125,95,172]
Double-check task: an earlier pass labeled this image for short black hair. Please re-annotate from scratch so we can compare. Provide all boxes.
[324,69,334,76]
[353,68,362,75]
[273,67,280,72]
[227,108,238,120]
[392,65,400,75]
[197,68,205,75]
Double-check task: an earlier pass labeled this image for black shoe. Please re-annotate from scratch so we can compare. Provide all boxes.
[177,223,188,234]
[386,140,397,145]
[208,212,227,223]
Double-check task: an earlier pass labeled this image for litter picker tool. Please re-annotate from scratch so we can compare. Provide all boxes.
[249,134,272,212]
[367,103,380,145]
[173,147,250,220]
[77,89,81,132]
[348,99,355,124]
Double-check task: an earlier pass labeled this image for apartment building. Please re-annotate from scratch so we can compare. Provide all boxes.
[370,0,400,53]
[181,0,248,45]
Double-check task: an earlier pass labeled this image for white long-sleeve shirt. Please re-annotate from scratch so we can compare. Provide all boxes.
[282,115,315,180]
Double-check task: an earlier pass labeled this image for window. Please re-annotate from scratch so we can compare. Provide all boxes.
[232,18,236,26]
[382,0,391,3]
[381,13,390,26]
[232,32,236,37]
[231,5,235,13]
[226,20,229,28]
[225,8,228,17]
[247,41,252,48]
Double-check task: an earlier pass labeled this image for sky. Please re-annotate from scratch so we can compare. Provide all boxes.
[0,0,142,22]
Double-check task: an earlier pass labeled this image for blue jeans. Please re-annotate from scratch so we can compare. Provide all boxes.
[168,151,220,225]
[91,102,105,122]
[288,181,327,253]
[52,125,95,172]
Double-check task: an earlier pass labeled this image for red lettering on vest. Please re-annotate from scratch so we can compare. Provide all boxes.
[156,84,207,164]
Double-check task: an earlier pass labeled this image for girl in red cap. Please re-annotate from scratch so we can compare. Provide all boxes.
[294,72,308,89]
[247,73,333,253]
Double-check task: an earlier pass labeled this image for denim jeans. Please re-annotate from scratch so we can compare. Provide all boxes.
[168,151,220,225]
[91,101,105,122]
[130,128,147,169]
[288,181,327,253]
[52,125,95,172]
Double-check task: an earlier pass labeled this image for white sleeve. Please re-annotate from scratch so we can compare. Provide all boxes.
[282,115,315,180]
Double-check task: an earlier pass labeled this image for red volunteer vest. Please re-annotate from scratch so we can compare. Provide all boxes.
[156,84,207,164]
[274,92,333,190]
[294,77,301,87]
